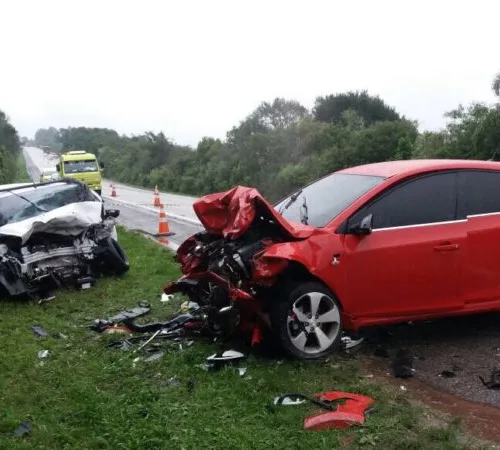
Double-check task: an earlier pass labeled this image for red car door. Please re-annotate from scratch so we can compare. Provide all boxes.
[457,171,500,305]
[340,171,465,322]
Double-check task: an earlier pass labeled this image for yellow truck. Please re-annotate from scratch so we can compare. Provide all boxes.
[56,151,104,195]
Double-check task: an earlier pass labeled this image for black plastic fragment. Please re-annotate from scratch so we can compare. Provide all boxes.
[479,370,500,389]
[439,370,456,378]
[391,349,414,379]
[13,420,32,437]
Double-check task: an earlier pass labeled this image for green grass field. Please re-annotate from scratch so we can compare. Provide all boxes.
[0,229,480,449]
[15,154,31,183]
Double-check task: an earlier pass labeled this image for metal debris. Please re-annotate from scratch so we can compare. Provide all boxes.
[136,329,162,352]
[274,395,307,406]
[37,350,50,359]
[31,325,48,338]
[144,352,164,362]
[206,350,246,370]
[106,340,134,351]
[167,376,182,387]
[341,335,365,351]
[132,356,141,367]
[38,294,56,304]
[161,293,173,303]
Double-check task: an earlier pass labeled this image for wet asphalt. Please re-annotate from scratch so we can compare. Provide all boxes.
[365,313,500,407]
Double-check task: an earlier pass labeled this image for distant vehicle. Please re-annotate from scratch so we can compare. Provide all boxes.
[166,159,500,359]
[56,151,104,195]
[42,145,51,152]
[39,167,59,182]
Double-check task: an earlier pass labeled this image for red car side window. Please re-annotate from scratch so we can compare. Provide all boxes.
[349,172,457,229]
[457,170,500,219]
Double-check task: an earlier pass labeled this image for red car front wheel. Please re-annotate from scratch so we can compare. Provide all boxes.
[272,282,343,359]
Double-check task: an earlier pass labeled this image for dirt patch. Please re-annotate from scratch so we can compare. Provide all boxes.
[363,356,500,445]
[363,313,500,406]
[356,312,500,444]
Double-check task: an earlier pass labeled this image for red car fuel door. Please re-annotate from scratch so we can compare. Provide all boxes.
[340,171,465,322]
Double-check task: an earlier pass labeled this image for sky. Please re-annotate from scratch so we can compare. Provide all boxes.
[1,0,498,147]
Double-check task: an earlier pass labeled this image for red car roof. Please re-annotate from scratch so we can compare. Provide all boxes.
[339,159,500,178]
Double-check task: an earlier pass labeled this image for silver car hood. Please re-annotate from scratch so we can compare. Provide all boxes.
[0,201,103,244]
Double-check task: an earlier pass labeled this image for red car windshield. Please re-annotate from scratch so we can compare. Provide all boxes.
[275,173,384,227]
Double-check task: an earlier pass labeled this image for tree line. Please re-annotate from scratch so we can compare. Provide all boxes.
[0,110,21,184]
[32,74,500,202]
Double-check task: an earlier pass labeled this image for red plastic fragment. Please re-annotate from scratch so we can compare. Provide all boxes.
[304,391,374,430]
[251,324,262,346]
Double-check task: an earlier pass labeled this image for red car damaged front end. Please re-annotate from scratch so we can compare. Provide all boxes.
[164,185,324,340]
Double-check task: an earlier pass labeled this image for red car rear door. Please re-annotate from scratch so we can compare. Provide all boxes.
[457,170,500,305]
[341,171,465,322]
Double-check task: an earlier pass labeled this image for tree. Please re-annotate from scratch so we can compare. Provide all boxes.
[313,91,401,126]
[412,132,447,159]
[58,127,121,157]
[250,98,310,130]
[0,109,21,183]
[34,127,61,151]
[493,72,500,97]
[28,91,419,201]
[443,103,500,160]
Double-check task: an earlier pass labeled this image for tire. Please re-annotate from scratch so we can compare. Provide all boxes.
[98,237,129,275]
[271,281,343,360]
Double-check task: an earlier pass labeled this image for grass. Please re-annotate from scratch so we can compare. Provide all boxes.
[0,229,481,449]
[15,153,31,183]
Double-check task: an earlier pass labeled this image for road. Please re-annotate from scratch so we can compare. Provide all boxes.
[22,147,203,250]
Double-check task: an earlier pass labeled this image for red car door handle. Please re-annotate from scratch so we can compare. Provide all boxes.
[434,243,459,252]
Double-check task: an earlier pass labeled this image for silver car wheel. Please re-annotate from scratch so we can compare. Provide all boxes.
[287,291,341,354]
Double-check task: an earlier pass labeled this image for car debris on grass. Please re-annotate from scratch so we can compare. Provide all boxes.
[37,349,50,359]
[30,325,48,337]
[274,391,375,430]
[13,420,32,437]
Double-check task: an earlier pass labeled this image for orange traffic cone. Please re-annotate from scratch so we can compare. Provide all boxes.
[111,184,117,197]
[157,203,170,244]
[153,185,161,207]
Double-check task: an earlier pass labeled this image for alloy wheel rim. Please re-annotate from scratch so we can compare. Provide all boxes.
[287,292,340,354]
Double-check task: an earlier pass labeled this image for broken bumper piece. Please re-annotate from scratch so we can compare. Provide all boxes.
[274,391,375,430]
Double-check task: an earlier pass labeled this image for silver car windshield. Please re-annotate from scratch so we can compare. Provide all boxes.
[0,183,97,227]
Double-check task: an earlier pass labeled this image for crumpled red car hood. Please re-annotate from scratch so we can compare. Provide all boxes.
[193,185,315,240]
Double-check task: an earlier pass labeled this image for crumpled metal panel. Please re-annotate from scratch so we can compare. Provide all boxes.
[193,185,316,240]
[0,201,103,244]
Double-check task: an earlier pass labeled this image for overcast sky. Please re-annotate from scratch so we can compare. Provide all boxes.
[1,0,498,146]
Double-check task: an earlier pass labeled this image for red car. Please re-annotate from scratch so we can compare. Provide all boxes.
[166,159,500,359]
